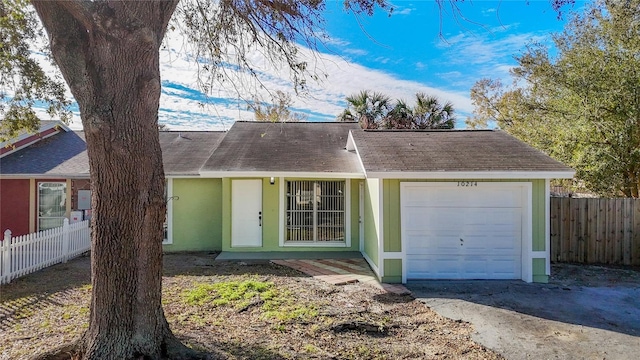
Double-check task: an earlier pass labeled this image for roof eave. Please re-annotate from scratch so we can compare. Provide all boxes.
[365,170,575,180]
[199,170,365,179]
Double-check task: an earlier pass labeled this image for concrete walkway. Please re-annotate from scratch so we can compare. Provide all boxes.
[271,258,410,295]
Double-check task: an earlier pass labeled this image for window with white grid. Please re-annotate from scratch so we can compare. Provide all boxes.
[286,180,345,242]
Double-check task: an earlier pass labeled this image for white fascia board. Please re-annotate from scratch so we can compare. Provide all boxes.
[199,171,365,179]
[365,171,575,180]
[347,131,368,178]
[164,174,201,178]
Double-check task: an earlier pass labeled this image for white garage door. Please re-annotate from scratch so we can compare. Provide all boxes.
[402,183,524,280]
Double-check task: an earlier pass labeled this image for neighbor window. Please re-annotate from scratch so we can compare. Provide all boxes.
[38,182,67,231]
[286,180,345,242]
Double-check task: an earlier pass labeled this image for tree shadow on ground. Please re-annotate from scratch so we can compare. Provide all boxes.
[178,336,302,360]
[1,253,91,301]
[372,292,414,304]
[408,279,640,337]
[0,254,91,331]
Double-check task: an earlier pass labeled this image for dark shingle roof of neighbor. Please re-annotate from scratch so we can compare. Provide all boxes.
[0,130,89,176]
[350,129,573,173]
[0,130,225,176]
[202,121,362,173]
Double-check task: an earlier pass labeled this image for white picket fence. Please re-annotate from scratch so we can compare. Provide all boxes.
[0,218,91,285]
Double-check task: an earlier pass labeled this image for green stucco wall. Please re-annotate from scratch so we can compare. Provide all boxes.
[163,178,222,252]
[363,178,380,266]
[379,179,548,283]
[222,177,360,252]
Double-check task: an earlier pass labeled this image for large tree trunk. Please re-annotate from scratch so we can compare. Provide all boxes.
[31,2,194,359]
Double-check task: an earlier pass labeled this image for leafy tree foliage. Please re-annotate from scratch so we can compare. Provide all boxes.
[338,90,456,129]
[249,90,307,122]
[468,0,640,198]
[0,0,70,141]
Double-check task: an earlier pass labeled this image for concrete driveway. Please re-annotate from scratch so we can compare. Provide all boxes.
[408,272,640,360]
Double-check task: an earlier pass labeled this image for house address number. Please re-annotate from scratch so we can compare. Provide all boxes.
[457,181,478,187]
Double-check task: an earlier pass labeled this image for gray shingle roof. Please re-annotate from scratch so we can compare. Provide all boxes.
[0,130,225,176]
[1,124,572,178]
[350,129,573,173]
[159,131,225,175]
[201,121,362,174]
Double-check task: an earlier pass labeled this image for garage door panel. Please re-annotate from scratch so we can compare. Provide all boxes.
[403,186,522,208]
[407,254,521,280]
[403,184,525,280]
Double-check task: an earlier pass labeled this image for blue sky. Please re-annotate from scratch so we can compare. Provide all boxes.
[37,0,585,130]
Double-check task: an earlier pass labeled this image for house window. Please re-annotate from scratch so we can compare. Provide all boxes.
[286,180,345,242]
[38,182,67,231]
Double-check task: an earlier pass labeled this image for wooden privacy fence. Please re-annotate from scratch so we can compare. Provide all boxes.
[550,198,640,265]
[0,218,91,284]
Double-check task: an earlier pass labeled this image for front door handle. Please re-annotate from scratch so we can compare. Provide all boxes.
[259,211,262,226]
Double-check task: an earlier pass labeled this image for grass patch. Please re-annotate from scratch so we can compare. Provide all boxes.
[182,279,272,307]
[181,279,317,325]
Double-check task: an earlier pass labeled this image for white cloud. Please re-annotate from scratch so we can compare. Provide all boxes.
[393,7,415,16]
[27,30,474,131]
[343,48,369,56]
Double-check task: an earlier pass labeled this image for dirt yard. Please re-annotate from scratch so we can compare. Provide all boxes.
[0,253,501,360]
[550,262,640,287]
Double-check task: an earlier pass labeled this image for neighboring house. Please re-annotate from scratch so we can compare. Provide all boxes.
[0,121,224,246]
[0,120,574,284]
[0,121,90,236]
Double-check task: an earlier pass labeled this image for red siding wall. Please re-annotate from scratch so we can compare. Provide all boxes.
[0,179,30,236]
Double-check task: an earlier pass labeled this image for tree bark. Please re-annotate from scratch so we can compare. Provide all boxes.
[31,1,194,359]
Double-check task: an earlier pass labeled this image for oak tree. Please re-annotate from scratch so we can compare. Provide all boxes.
[17,1,388,359]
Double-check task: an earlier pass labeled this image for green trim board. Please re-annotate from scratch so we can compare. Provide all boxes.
[350,179,361,252]
[382,259,402,283]
[163,178,222,252]
[532,258,549,283]
[362,178,380,267]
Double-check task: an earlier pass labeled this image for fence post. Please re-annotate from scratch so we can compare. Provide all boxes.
[2,229,12,284]
[62,218,70,263]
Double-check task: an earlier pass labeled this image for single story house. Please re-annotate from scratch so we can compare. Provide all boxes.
[0,120,574,283]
